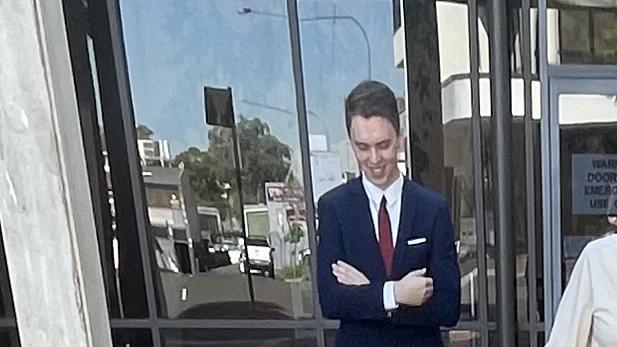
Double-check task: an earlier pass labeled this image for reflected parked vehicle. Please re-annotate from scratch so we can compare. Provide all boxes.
[239,237,275,278]
[211,241,242,265]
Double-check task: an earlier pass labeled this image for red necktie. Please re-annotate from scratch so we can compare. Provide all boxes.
[378,196,394,276]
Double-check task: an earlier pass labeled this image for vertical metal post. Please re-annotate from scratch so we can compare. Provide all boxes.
[521,1,539,346]
[286,1,325,346]
[538,0,555,338]
[467,0,489,345]
[488,0,516,345]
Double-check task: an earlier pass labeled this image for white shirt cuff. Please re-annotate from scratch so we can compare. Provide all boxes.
[383,281,399,311]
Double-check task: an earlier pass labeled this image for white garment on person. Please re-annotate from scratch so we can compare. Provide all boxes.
[361,173,403,245]
[546,234,617,347]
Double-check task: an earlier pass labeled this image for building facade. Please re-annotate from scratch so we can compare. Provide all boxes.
[1,0,617,346]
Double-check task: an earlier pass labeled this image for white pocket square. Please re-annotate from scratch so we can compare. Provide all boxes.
[407,237,427,246]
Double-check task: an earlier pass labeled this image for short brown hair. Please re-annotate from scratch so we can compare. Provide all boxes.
[345,80,399,135]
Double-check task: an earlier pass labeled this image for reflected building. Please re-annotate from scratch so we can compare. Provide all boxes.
[143,165,203,275]
[5,0,617,346]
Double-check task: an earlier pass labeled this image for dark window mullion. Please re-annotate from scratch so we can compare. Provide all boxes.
[88,0,161,345]
[467,1,490,346]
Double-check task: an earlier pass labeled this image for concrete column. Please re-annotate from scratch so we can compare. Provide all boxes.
[0,0,112,346]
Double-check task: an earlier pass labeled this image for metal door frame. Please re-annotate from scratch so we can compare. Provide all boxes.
[542,64,617,332]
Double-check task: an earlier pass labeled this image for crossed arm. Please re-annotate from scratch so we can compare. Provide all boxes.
[317,199,460,326]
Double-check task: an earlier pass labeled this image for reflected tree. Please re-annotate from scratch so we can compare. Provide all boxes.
[174,116,292,219]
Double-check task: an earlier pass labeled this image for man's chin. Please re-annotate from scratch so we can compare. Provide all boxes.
[364,170,399,188]
[366,175,387,187]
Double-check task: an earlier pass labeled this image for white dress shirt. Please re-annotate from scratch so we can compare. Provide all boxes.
[546,234,617,347]
[362,173,403,311]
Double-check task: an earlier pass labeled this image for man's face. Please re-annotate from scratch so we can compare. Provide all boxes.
[349,115,402,190]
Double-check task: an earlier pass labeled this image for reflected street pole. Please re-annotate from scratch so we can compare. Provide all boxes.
[238,7,371,79]
[229,113,256,304]
[240,99,330,150]
[203,86,255,304]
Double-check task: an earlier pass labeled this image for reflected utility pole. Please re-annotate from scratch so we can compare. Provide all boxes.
[204,86,255,304]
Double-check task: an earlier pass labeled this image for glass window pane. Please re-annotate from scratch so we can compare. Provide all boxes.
[510,14,545,323]
[112,329,152,347]
[0,228,19,345]
[441,330,481,346]
[298,0,406,180]
[325,329,336,347]
[517,331,537,347]
[436,2,478,321]
[593,11,617,63]
[161,329,317,347]
[556,4,617,65]
[538,331,546,346]
[119,0,314,319]
[560,10,591,61]
[558,93,617,284]
[489,331,497,345]
[329,329,485,346]
[0,226,16,319]
[481,30,544,327]
[0,329,20,347]
[482,97,545,324]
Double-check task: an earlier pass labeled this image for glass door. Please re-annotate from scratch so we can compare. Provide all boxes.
[545,76,617,328]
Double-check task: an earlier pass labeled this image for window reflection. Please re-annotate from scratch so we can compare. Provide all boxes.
[112,329,152,347]
[298,0,407,186]
[511,4,546,319]
[329,329,483,347]
[558,93,617,285]
[435,2,479,321]
[0,226,15,319]
[0,330,20,347]
[441,330,481,347]
[120,0,313,319]
[161,329,317,347]
[435,0,545,324]
[558,4,617,64]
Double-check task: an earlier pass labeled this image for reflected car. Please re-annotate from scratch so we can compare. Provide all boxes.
[211,242,242,264]
[239,237,274,278]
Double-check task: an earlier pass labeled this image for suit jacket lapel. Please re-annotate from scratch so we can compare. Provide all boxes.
[349,178,387,279]
[393,179,417,273]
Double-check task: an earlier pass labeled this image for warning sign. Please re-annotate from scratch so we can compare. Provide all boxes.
[571,154,617,215]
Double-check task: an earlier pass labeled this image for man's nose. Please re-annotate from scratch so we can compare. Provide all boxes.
[369,148,379,164]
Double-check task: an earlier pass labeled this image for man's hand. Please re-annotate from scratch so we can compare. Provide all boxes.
[393,268,433,306]
[332,260,370,285]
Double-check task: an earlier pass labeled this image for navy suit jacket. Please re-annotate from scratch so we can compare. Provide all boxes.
[317,177,461,347]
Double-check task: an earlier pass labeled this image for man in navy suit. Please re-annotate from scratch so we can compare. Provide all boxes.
[317,80,460,346]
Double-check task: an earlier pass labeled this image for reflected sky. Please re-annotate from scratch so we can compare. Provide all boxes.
[120,0,404,155]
